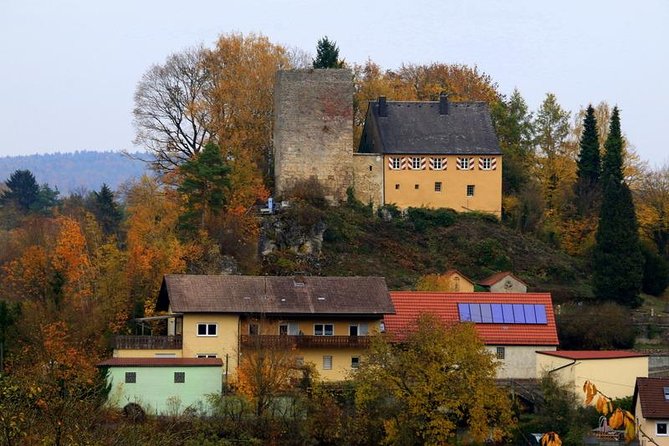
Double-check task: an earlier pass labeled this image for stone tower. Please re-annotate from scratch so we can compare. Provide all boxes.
[273,69,354,203]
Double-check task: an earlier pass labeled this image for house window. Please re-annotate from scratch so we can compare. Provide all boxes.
[351,357,360,369]
[196,354,217,358]
[480,157,494,170]
[431,157,445,170]
[435,182,442,192]
[125,372,136,384]
[657,422,668,436]
[197,323,217,336]
[395,184,400,190]
[249,323,259,335]
[457,157,472,170]
[349,325,358,336]
[174,372,185,383]
[323,355,333,370]
[389,157,402,170]
[496,347,505,360]
[466,185,475,197]
[314,324,334,336]
[279,324,288,336]
[410,157,422,170]
[414,184,419,190]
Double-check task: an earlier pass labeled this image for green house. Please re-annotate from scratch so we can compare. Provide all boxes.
[98,357,223,414]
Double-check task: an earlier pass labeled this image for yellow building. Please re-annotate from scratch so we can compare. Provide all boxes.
[634,377,669,446]
[536,350,649,401]
[356,94,502,216]
[112,275,395,382]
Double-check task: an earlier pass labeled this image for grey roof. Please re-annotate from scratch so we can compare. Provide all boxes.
[157,275,394,316]
[358,100,501,155]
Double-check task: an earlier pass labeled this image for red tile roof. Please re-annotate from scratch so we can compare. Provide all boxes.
[442,269,474,284]
[385,292,558,346]
[634,377,669,419]
[98,358,223,367]
[478,271,527,287]
[537,350,647,360]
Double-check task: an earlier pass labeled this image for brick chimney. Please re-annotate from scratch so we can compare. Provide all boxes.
[439,92,449,115]
[378,96,388,117]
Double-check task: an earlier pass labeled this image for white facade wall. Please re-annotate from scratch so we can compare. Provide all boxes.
[488,345,557,379]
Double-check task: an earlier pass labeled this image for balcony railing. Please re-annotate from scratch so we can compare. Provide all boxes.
[240,335,371,349]
[114,335,183,350]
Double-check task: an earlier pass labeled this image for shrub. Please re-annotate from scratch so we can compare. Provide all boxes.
[641,243,669,296]
[406,207,456,231]
[285,177,328,209]
[557,303,636,349]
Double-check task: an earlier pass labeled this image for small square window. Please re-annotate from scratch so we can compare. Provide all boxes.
[174,372,185,383]
[466,185,475,197]
[197,323,217,336]
[657,422,668,436]
[395,184,400,190]
[125,372,136,384]
[414,184,419,190]
[435,182,442,192]
[496,347,505,360]
[323,355,333,370]
[351,357,360,369]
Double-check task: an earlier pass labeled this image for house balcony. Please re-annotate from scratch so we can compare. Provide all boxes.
[114,335,183,350]
[240,335,371,350]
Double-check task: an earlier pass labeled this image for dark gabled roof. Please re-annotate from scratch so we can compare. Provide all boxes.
[634,377,669,419]
[157,275,394,316]
[97,358,222,367]
[358,99,501,155]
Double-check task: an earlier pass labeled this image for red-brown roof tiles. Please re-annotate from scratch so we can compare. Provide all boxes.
[635,377,669,419]
[478,271,527,287]
[538,350,647,360]
[385,292,558,346]
[98,358,223,367]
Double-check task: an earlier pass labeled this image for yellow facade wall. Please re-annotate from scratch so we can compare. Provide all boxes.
[114,349,183,358]
[383,155,502,216]
[636,397,669,446]
[181,314,240,378]
[537,354,648,400]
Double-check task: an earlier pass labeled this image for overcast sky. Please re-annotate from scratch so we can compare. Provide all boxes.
[1,0,667,166]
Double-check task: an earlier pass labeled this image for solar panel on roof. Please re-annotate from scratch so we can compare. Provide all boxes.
[458,303,548,325]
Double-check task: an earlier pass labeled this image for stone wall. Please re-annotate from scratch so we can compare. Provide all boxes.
[273,69,354,203]
[352,153,383,206]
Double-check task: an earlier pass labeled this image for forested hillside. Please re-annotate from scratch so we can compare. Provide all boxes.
[0,151,149,193]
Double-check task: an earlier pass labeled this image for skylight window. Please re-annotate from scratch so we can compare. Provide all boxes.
[458,303,548,324]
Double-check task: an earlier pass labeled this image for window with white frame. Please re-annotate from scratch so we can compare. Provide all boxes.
[410,157,422,170]
[657,422,668,436]
[435,182,442,192]
[174,372,185,383]
[480,157,493,170]
[496,347,505,360]
[197,323,217,336]
[323,355,333,370]
[314,324,334,336]
[459,157,471,170]
[390,157,401,170]
[431,157,444,170]
[125,372,136,383]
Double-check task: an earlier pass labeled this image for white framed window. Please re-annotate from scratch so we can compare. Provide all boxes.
[431,157,444,170]
[314,323,334,336]
[125,372,136,384]
[390,157,402,170]
[196,353,217,358]
[480,157,493,170]
[435,182,442,192]
[657,422,668,436]
[174,372,185,384]
[496,347,505,360]
[457,157,474,170]
[197,323,217,336]
[351,357,360,369]
[466,185,475,197]
[323,355,333,370]
[410,157,423,170]
[461,158,470,169]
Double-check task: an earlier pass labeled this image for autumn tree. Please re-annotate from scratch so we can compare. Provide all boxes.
[592,107,643,307]
[132,46,215,173]
[313,36,344,68]
[354,315,514,445]
[637,164,669,258]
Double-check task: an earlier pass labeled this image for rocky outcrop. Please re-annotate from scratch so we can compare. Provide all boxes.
[259,214,327,257]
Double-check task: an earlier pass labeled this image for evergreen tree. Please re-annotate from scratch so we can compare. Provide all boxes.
[92,184,123,237]
[592,107,643,307]
[312,36,344,69]
[0,169,40,211]
[574,105,601,214]
[177,142,231,231]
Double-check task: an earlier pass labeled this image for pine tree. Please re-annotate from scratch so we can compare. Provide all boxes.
[574,105,601,215]
[92,184,123,236]
[592,107,643,307]
[0,169,40,211]
[312,36,344,69]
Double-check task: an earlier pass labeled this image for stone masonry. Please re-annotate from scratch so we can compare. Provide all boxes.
[273,69,354,203]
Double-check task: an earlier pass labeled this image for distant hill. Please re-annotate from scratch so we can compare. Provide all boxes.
[0,151,151,194]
